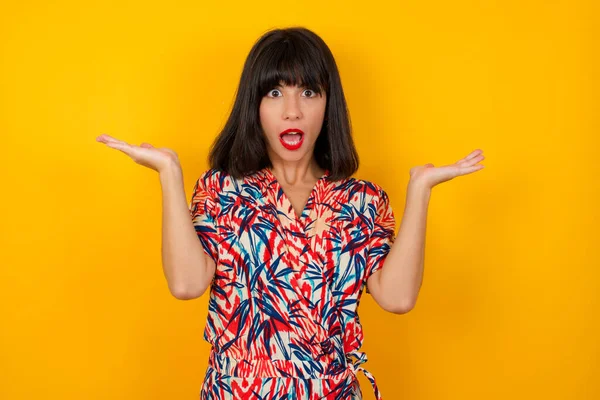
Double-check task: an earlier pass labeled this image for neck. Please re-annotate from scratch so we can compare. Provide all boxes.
[268,158,324,186]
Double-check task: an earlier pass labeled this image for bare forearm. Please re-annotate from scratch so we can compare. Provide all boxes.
[370,149,485,312]
[378,181,431,310]
[160,163,211,299]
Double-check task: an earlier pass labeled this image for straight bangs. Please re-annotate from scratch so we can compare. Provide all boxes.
[254,38,329,98]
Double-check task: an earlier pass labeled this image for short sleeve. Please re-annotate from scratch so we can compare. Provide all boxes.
[364,187,396,293]
[189,172,220,264]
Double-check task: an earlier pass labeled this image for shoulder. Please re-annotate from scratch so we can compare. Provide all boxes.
[195,168,267,197]
[197,168,225,186]
[336,176,391,205]
[195,168,237,193]
[349,178,395,229]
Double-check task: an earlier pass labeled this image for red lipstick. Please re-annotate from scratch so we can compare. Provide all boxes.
[279,128,304,151]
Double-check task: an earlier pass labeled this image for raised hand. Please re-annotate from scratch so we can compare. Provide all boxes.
[409,149,485,189]
[96,133,180,173]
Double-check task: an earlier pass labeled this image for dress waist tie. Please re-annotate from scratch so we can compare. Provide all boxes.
[207,347,383,399]
[345,350,383,400]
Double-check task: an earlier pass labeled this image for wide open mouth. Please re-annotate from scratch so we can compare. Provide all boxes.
[279,128,305,149]
[279,128,305,138]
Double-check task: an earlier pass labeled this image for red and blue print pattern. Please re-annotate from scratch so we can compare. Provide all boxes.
[189,167,396,399]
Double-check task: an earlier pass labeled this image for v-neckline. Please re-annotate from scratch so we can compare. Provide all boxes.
[264,167,329,222]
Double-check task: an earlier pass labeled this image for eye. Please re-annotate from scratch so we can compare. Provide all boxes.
[303,89,317,97]
[267,89,282,97]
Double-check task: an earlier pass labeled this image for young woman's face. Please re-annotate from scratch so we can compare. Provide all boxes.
[259,82,327,164]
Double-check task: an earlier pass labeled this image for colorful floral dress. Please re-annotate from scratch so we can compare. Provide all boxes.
[189,167,396,400]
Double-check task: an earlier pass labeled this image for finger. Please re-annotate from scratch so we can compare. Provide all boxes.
[105,140,135,156]
[465,149,483,159]
[459,164,485,175]
[456,149,483,164]
[457,154,485,167]
[140,143,154,149]
[96,133,118,143]
[97,134,128,146]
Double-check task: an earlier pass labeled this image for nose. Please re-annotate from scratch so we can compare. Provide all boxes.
[283,96,302,120]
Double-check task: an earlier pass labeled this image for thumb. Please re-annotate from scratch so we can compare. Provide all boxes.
[140,143,154,149]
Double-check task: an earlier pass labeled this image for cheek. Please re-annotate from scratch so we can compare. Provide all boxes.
[310,99,327,119]
[259,104,276,128]
[309,107,326,128]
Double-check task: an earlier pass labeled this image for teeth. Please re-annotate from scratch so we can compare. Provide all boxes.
[282,133,302,144]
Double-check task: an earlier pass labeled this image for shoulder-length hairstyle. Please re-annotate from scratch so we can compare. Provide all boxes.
[208,26,359,181]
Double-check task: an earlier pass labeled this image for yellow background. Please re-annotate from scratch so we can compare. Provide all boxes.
[1,1,598,399]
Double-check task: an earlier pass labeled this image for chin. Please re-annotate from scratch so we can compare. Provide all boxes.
[267,141,315,162]
[278,150,310,163]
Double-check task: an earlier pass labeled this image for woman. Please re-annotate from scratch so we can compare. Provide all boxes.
[97,26,484,400]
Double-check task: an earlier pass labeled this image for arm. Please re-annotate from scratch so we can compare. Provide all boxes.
[367,149,485,313]
[96,134,215,300]
[160,162,216,300]
[367,181,430,314]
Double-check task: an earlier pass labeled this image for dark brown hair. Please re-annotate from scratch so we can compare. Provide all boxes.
[208,26,359,181]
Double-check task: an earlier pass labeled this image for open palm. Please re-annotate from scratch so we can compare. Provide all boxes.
[96,133,180,173]
[409,149,485,189]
